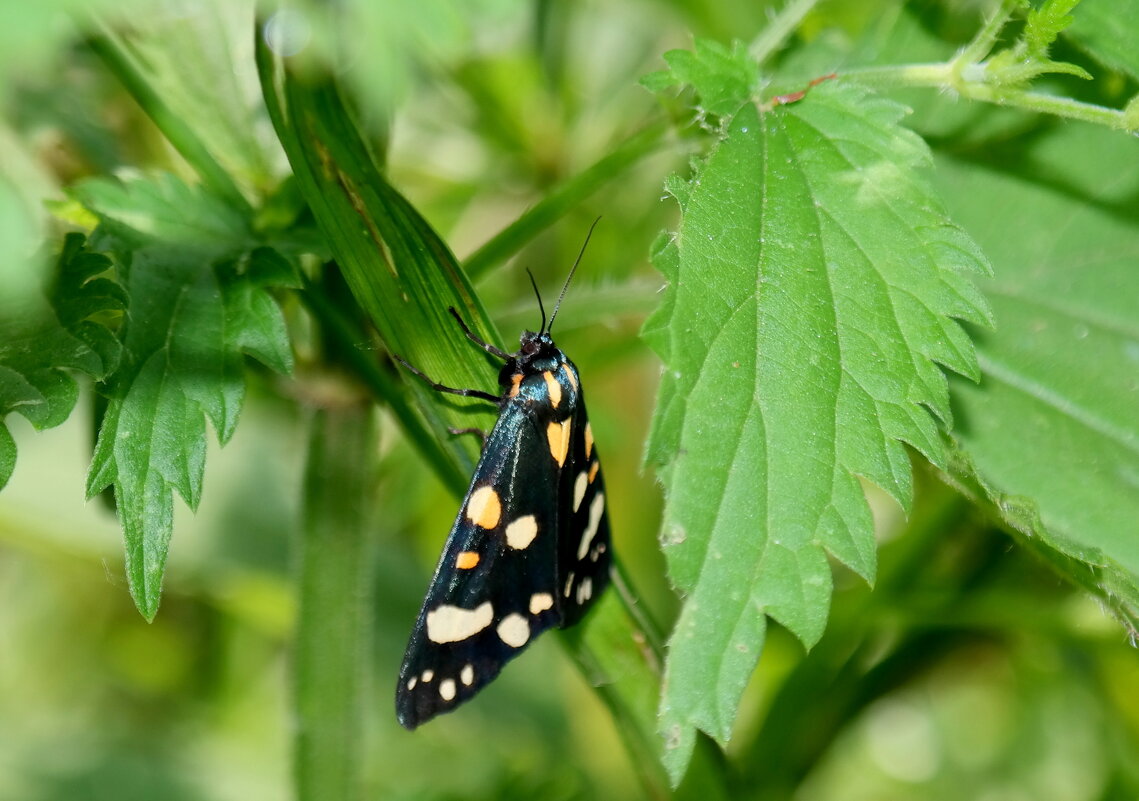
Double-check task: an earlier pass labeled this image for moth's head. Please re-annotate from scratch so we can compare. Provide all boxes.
[518,330,555,356]
[513,330,561,374]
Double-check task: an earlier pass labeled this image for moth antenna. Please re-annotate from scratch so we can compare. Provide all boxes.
[546,216,601,335]
[526,267,546,334]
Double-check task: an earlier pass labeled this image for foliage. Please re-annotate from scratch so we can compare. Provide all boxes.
[0,0,1137,799]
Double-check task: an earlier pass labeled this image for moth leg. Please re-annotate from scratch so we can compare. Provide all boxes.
[393,354,500,404]
[447,307,512,361]
[447,426,489,448]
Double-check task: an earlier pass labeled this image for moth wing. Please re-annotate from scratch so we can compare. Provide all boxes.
[555,379,612,627]
[396,403,566,729]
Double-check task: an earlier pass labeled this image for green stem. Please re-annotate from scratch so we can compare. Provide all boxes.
[842,64,1134,130]
[955,0,1020,67]
[749,0,821,65]
[295,407,377,801]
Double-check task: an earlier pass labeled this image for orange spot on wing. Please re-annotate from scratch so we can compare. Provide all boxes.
[546,420,571,467]
[543,371,562,408]
[466,486,502,529]
[456,551,480,569]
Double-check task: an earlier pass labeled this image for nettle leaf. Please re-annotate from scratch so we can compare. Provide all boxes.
[87,245,294,619]
[644,81,991,782]
[0,234,124,490]
[641,38,758,119]
[935,135,1139,629]
[77,173,295,619]
[72,171,251,254]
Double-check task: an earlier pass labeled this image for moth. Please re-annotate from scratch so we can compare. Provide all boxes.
[395,242,611,729]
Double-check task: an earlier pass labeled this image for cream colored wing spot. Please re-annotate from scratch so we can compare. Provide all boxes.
[496,613,530,648]
[420,669,435,683]
[406,676,418,691]
[466,485,502,529]
[575,576,594,605]
[504,514,539,549]
[584,422,593,459]
[439,678,457,701]
[543,371,563,409]
[563,572,575,598]
[576,492,606,560]
[426,601,494,644]
[529,592,554,615]
[546,420,571,467]
[460,664,475,686]
[573,471,588,513]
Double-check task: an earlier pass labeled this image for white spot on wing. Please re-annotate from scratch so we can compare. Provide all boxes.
[564,572,575,598]
[406,677,417,690]
[573,471,588,513]
[461,664,474,686]
[497,613,530,648]
[575,576,593,605]
[421,669,434,683]
[576,492,606,560]
[529,592,554,615]
[426,601,494,644]
[505,515,539,549]
[439,678,456,701]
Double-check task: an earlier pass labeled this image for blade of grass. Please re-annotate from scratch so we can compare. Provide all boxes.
[257,32,500,474]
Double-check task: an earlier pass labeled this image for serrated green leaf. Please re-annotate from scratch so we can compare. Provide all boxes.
[0,234,123,489]
[72,171,251,254]
[935,131,1139,626]
[1025,0,1080,58]
[641,39,758,119]
[645,82,990,782]
[87,245,294,619]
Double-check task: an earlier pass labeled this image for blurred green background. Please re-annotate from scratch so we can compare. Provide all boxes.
[1,1,1137,799]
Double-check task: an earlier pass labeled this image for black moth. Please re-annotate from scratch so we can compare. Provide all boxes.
[395,242,611,729]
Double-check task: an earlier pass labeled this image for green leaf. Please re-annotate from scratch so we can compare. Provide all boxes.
[1066,0,1139,82]
[72,171,251,255]
[1024,0,1081,58]
[0,423,14,489]
[0,233,124,490]
[936,130,1139,628]
[641,38,758,119]
[86,243,294,619]
[644,82,991,782]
